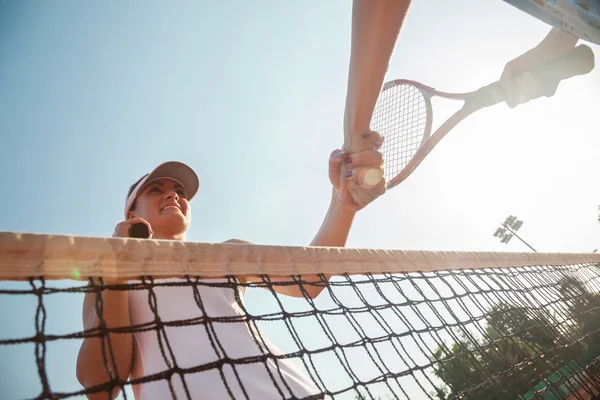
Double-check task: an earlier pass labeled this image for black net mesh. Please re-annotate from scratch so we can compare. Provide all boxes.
[1,257,600,400]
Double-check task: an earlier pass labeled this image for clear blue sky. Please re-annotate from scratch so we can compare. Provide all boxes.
[1,1,599,399]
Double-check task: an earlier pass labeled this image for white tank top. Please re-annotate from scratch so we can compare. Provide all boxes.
[127,278,322,400]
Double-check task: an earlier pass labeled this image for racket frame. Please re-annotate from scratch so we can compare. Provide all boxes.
[380,44,594,190]
[383,79,502,189]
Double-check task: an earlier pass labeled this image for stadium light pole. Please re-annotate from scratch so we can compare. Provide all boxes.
[492,215,537,252]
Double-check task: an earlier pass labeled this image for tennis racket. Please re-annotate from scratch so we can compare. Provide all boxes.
[372,44,595,190]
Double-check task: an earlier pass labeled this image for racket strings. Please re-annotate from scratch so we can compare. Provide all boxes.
[371,84,429,186]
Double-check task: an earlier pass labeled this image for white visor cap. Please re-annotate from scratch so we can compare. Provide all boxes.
[124,161,199,218]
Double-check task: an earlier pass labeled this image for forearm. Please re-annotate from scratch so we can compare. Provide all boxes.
[344,0,411,152]
[523,28,580,61]
[285,191,353,298]
[77,289,133,400]
[264,191,355,299]
[541,28,579,50]
[310,188,356,247]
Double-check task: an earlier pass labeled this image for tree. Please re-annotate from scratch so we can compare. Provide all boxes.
[429,273,600,399]
[557,276,600,346]
[431,333,491,399]
[430,301,571,399]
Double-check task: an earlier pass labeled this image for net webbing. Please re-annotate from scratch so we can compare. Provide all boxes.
[1,232,600,400]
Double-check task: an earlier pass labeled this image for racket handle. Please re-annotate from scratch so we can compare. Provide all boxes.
[129,223,150,239]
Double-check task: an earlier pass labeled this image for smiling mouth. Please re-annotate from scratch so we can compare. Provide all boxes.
[161,205,181,212]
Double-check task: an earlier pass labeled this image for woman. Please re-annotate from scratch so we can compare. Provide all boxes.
[76,136,386,400]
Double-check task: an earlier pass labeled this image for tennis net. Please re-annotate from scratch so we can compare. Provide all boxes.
[1,232,599,400]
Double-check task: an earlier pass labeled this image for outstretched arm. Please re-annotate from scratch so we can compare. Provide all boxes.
[344,0,412,153]
[258,144,385,299]
[310,0,411,246]
[310,146,385,248]
[246,0,410,299]
[309,189,356,248]
[342,0,410,207]
[242,146,385,299]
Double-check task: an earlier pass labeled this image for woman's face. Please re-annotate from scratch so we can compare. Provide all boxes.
[128,178,191,239]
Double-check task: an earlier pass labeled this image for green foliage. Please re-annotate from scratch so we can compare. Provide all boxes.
[429,276,600,400]
[557,276,600,345]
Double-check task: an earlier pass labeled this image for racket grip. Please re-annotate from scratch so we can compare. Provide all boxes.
[129,223,151,239]
[523,44,594,99]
